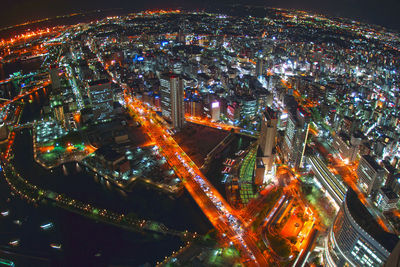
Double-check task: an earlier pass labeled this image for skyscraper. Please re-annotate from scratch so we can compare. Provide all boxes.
[258,107,278,171]
[160,73,185,129]
[332,132,362,163]
[256,56,264,77]
[49,66,61,90]
[87,79,114,122]
[281,96,310,169]
[211,101,221,122]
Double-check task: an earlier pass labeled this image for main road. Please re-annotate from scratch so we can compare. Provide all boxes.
[124,95,269,266]
[88,45,269,265]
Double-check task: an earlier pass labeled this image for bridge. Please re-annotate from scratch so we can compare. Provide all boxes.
[0,80,50,109]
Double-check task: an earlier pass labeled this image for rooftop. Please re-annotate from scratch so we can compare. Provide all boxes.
[361,155,383,172]
[380,187,399,200]
[346,188,398,252]
[88,78,110,87]
[96,146,124,162]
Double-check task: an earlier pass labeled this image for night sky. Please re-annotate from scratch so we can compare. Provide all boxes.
[1,0,400,31]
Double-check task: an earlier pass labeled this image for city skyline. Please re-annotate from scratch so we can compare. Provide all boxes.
[0,6,399,267]
[1,0,400,31]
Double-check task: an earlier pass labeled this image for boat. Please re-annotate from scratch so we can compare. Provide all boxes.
[1,210,9,216]
[8,239,19,247]
[40,222,54,230]
[50,243,62,250]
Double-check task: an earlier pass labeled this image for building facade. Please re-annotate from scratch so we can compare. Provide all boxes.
[356,155,385,196]
[325,189,398,267]
[160,73,185,129]
[258,107,278,172]
[281,96,310,169]
[87,79,114,122]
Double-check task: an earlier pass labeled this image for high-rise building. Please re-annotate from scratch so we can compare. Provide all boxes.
[240,97,258,121]
[375,187,399,211]
[356,155,385,196]
[254,157,266,186]
[49,66,61,90]
[332,131,362,163]
[87,79,114,122]
[324,189,398,267]
[281,96,310,169]
[258,107,278,172]
[160,73,185,129]
[256,56,264,77]
[385,172,400,196]
[211,101,221,122]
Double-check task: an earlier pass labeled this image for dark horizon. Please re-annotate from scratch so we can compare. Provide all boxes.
[1,0,400,32]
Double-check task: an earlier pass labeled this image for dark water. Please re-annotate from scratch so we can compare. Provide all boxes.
[13,129,211,234]
[1,85,212,266]
[0,173,185,267]
[0,59,43,79]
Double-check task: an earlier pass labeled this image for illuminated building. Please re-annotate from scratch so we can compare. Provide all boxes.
[211,101,220,121]
[254,157,265,186]
[240,97,258,121]
[356,155,385,197]
[375,187,399,211]
[332,132,362,162]
[95,146,125,172]
[385,172,400,195]
[281,96,310,169]
[177,29,186,43]
[184,100,203,117]
[226,103,240,123]
[325,189,398,267]
[258,107,277,174]
[87,79,114,122]
[382,161,400,194]
[160,73,185,129]
[50,96,65,125]
[340,116,361,136]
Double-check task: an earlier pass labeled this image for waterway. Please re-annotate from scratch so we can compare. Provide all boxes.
[0,59,43,80]
[0,65,212,266]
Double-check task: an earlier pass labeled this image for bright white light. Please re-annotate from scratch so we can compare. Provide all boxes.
[280,113,288,120]
[212,102,220,108]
